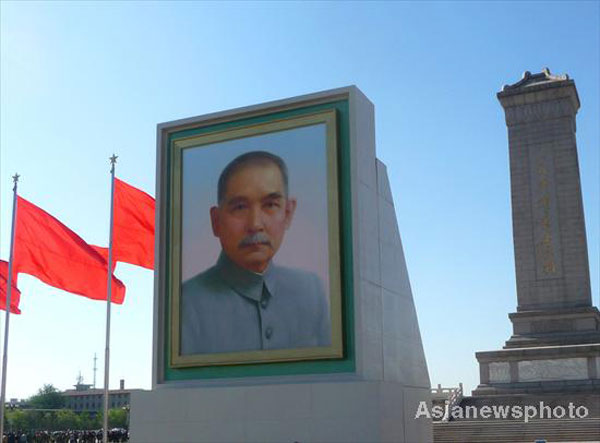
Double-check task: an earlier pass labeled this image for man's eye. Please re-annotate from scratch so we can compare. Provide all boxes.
[231,203,247,211]
[264,201,280,209]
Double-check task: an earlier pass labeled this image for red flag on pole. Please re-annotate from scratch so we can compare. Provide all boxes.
[114,178,154,269]
[13,197,126,304]
[90,246,117,272]
[0,260,21,314]
[94,178,155,270]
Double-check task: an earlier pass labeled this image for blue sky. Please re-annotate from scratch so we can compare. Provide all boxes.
[1,1,598,399]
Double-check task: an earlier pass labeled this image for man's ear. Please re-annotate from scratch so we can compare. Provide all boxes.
[284,197,297,229]
[210,206,220,237]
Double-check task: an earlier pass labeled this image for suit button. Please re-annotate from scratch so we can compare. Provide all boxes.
[260,298,268,309]
[265,327,273,339]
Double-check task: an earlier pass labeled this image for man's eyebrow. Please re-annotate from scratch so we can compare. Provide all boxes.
[263,192,284,201]
[225,196,248,206]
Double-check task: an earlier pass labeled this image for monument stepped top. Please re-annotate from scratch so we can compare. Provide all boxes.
[501,68,570,92]
[497,68,580,109]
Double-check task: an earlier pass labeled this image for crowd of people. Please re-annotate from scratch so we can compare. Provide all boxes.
[2,429,128,443]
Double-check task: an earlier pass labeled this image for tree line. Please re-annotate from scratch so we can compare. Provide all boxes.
[4,385,128,432]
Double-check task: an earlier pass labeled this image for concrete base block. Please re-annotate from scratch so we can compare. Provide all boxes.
[475,343,600,395]
[505,307,600,348]
[129,381,432,443]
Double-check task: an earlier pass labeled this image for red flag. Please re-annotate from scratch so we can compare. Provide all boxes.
[90,246,117,272]
[0,260,21,314]
[111,178,155,269]
[13,197,126,304]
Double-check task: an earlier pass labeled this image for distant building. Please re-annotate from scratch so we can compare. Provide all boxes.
[62,379,144,413]
[6,398,27,409]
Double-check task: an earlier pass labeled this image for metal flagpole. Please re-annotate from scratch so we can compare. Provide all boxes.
[0,173,19,440]
[103,155,117,443]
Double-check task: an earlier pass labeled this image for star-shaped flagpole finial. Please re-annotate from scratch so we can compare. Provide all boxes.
[109,154,118,174]
[12,172,20,192]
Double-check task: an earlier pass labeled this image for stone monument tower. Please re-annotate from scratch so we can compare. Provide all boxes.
[474,69,600,398]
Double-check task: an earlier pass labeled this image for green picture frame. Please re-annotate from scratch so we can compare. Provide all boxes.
[155,97,355,382]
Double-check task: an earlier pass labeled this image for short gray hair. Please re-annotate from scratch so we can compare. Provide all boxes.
[217,151,289,204]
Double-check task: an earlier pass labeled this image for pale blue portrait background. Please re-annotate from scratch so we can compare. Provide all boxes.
[181,123,330,300]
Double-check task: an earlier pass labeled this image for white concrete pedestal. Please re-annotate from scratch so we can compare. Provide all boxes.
[131,380,429,443]
[130,87,432,443]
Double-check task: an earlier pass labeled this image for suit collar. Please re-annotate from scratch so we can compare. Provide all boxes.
[216,251,277,302]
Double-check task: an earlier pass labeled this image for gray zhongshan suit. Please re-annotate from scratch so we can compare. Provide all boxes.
[181,252,331,355]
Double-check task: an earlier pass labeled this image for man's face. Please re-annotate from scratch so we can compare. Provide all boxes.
[210,162,296,273]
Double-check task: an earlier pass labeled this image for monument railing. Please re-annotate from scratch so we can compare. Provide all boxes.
[430,383,464,422]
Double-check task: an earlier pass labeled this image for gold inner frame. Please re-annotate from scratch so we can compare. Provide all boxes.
[169,109,343,368]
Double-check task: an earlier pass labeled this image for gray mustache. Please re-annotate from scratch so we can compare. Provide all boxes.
[239,232,271,248]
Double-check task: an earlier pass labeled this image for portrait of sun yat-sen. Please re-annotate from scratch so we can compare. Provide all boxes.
[170,112,343,367]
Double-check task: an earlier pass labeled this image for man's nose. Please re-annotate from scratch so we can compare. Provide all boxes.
[247,206,265,232]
